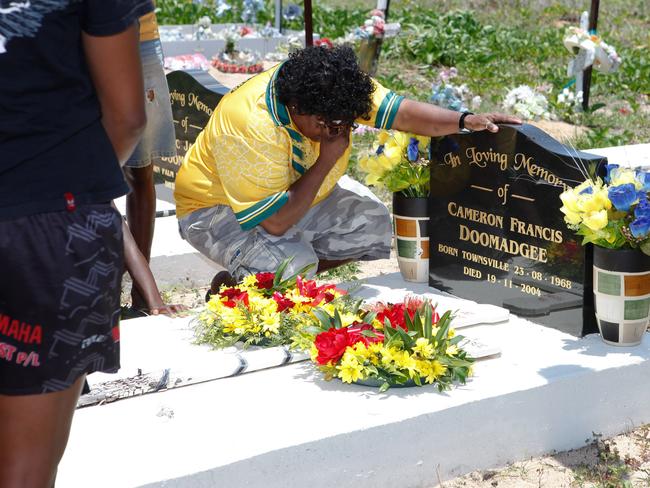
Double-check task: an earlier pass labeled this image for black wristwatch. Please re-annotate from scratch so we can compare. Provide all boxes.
[459,111,474,131]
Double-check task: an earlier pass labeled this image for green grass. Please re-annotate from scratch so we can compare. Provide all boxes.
[158,0,649,150]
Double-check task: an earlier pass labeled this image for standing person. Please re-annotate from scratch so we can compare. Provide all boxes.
[123,5,177,312]
[174,46,520,295]
[0,1,152,487]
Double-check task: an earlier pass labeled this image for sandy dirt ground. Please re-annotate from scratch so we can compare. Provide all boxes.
[431,426,650,487]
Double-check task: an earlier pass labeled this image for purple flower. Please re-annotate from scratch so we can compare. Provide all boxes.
[630,216,650,239]
[407,138,419,162]
[608,183,637,212]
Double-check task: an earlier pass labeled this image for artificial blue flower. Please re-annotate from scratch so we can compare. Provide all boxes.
[407,138,419,162]
[630,216,650,239]
[579,185,594,194]
[604,163,619,184]
[635,194,650,218]
[376,145,385,156]
[283,4,303,21]
[636,170,650,192]
[608,183,637,212]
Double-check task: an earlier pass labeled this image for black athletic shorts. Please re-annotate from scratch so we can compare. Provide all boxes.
[0,204,123,395]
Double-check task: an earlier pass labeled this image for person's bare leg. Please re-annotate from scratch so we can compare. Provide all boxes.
[317,259,353,274]
[124,164,156,310]
[0,375,86,488]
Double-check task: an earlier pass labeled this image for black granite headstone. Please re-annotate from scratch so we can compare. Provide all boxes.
[428,124,607,337]
[156,70,229,188]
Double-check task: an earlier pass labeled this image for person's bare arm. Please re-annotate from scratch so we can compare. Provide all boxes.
[122,218,185,315]
[392,99,522,136]
[260,128,350,236]
[82,23,146,165]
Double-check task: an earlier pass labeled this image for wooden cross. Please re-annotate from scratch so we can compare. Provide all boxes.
[582,0,600,110]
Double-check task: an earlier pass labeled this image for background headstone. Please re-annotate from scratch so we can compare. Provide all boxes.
[428,124,606,337]
[156,70,229,189]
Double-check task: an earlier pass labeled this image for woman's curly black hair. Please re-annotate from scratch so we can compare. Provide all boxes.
[275,45,375,123]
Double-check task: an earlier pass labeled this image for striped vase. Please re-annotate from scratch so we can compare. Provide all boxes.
[393,194,429,283]
[593,246,650,346]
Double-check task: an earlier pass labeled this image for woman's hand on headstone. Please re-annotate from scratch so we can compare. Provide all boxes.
[465,113,522,133]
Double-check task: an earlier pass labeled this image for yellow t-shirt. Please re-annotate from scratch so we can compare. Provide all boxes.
[174,64,404,230]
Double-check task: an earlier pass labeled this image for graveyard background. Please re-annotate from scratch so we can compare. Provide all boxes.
[125,1,650,486]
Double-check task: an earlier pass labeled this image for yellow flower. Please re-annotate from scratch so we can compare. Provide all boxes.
[377,130,390,145]
[393,350,417,372]
[339,312,361,327]
[310,344,318,362]
[447,328,456,339]
[576,193,605,214]
[259,309,280,334]
[422,360,447,383]
[446,345,459,356]
[559,189,580,213]
[241,274,258,289]
[380,346,399,366]
[337,353,364,383]
[610,168,638,188]
[593,188,612,210]
[561,206,583,225]
[365,173,381,186]
[382,144,403,167]
[583,209,608,231]
[389,131,409,149]
[352,342,371,359]
[358,156,370,172]
[416,135,429,149]
[413,337,434,357]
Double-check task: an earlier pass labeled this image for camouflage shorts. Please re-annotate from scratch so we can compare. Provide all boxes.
[178,177,391,280]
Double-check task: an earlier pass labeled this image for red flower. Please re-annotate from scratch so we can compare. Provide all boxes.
[348,322,384,345]
[219,288,249,308]
[373,297,438,330]
[314,328,351,365]
[314,38,333,49]
[376,303,408,331]
[296,275,345,307]
[255,272,275,290]
[272,292,295,312]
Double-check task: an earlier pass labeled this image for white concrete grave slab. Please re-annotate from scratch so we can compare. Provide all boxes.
[59,276,650,487]
[76,143,650,486]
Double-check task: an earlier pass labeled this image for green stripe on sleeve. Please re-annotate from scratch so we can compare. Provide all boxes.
[236,192,289,230]
[375,93,392,129]
[384,94,404,130]
[292,160,305,174]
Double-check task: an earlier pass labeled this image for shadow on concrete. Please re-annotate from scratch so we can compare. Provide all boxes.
[289,361,463,401]
[560,333,650,359]
[536,364,594,383]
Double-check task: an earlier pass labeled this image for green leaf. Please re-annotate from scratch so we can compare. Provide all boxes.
[363,310,378,324]
[312,308,333,329]
[273,257,293,286]
[379,382,390,393]
[333,309,343,329]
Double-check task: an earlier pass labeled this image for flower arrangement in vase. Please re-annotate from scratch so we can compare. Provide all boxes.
[560,164,650,346]
[359,131,431,282]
